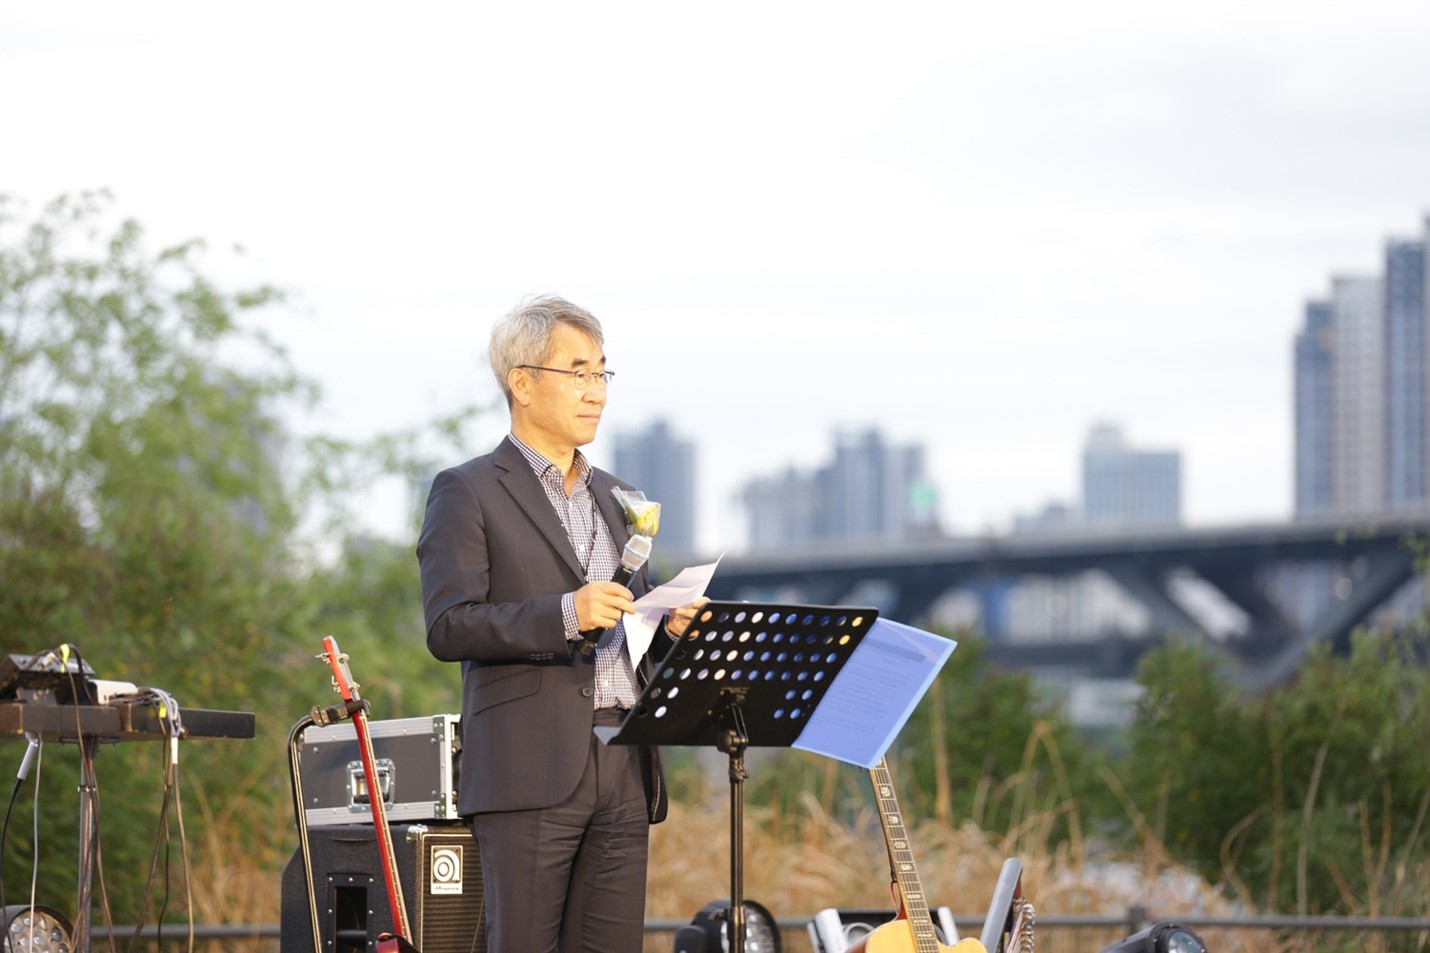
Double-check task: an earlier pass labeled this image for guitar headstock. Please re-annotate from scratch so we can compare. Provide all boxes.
[320,635,362,704]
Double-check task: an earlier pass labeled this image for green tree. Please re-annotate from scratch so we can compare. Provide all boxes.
[1254,631,1430,916]
[1122,630,1430,918]
[896,634,1105,850]
[1119,637,1266,872]
[0,189,308,921]
[0,191,469,927]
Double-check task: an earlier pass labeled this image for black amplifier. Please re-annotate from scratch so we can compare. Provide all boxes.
[281,822,485,953]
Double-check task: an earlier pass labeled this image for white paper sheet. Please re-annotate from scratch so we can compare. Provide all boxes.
[622,555,723,664]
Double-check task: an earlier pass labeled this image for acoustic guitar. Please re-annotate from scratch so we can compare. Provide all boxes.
[845,757,987,953]
[321,636,420,953]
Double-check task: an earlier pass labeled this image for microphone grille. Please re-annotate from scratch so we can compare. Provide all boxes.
[625,534,653,563]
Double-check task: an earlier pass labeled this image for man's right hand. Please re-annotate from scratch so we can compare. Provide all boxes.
[574,580,637,632]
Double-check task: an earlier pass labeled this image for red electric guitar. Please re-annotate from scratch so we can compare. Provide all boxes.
[321,636,419,953]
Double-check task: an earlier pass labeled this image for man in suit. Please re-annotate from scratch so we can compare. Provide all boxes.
[418,295,702,953]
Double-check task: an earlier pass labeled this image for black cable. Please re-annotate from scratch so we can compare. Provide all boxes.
[80,734,122,953]
[115,687,191,953]
[152,686,192,953]
[0,753,27,913]
[0,641,69,916]
[126,758,173,953]
[173,752,196,953]
[0,643,71,936]
[72,655,191,953]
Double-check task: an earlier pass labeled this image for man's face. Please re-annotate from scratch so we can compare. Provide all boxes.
[511,323,608,456]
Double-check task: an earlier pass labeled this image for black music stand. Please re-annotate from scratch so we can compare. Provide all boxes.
[596,601,878,953]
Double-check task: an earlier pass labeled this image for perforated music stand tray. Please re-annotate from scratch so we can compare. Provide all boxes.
[595,601,879,953]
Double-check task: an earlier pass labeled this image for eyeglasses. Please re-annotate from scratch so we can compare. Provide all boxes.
[517,365,615,391]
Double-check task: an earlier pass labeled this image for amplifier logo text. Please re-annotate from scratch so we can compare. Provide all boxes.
[430,844,463,895]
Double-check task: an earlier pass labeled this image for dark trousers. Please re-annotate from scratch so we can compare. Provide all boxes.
[470,709,649,953]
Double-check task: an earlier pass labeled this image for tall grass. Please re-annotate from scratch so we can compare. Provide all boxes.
[648,755,1256,953]
[100,723,1427,953]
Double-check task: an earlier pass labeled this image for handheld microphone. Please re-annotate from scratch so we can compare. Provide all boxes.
[578,534,653,656]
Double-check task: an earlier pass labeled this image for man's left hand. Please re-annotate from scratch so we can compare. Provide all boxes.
[665,598,709,638]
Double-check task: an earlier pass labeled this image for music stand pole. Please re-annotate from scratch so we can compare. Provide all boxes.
[718,703,750,953]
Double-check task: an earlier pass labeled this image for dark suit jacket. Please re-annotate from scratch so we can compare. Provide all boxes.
[417,436,671,822]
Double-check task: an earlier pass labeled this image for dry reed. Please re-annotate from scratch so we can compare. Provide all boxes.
[125,746,1425,953]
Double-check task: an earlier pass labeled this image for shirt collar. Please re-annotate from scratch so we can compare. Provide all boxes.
[508,433,592,488]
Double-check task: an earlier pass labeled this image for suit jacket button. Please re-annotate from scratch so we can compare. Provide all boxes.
[580,687,594,698]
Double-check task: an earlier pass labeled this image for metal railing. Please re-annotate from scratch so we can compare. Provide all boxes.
[98,908,1430,950]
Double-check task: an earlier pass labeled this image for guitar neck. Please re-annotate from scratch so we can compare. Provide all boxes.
[869,757,942,953]
[351,709,413,933]
[322,637,414,942]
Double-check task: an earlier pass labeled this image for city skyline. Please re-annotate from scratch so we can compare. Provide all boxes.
[4,3,1429,556]
[630,417,1189,555]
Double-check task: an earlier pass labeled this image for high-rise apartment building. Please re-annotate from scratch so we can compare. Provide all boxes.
[1331,276,1387,513]
[823,430,935,541]
[740,428,938,550]
[1293,215,1429,517]
[1294,300,1336,514]
[1386,236,1429,509]
[1080,423,1182,526]
[612,419,697,556]
[742,467,821,549]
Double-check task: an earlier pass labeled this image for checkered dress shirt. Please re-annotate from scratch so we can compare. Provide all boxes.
[509,435,640,709]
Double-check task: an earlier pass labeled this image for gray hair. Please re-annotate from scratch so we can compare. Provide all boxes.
[488,295,605,405]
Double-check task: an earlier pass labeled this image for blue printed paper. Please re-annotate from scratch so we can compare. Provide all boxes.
[792,617,957,768]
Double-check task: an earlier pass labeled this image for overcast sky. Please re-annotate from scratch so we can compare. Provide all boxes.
[4,1,1429,554]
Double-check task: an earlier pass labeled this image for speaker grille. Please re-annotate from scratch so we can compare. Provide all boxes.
[410,826,486,953]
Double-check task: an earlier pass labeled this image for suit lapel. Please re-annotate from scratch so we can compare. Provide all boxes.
[493,438,588,581]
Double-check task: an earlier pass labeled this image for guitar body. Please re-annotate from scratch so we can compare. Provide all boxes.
[844,916,945,953]
[844,916,984,953]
